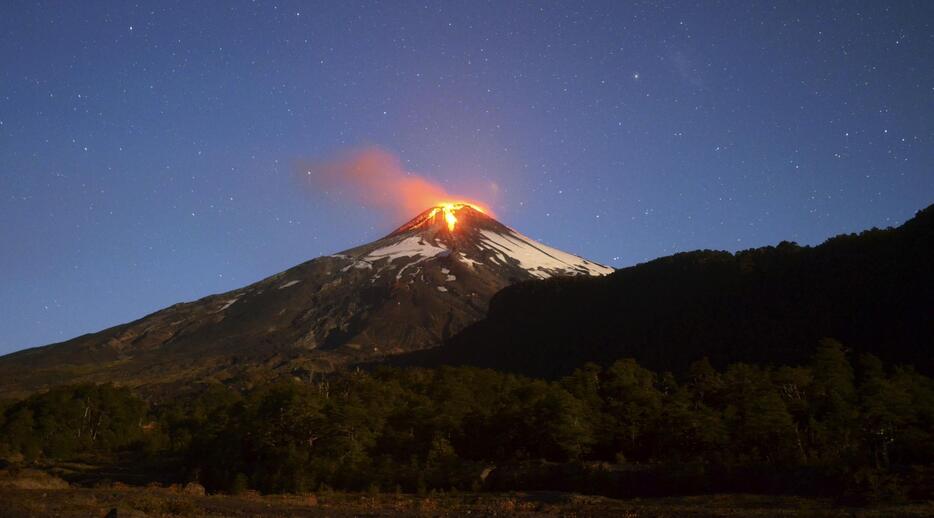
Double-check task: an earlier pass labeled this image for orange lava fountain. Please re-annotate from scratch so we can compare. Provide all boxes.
[427,202,486,232]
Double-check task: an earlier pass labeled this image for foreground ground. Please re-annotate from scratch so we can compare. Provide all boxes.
[1,471,933,518]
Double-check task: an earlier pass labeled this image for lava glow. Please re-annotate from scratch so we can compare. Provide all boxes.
[428,202,486,232]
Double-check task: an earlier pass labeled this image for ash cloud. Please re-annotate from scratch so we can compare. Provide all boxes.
[296,147,468,218]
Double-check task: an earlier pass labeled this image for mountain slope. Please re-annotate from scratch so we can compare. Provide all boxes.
[0,204,612,398]
[408,204,934,378]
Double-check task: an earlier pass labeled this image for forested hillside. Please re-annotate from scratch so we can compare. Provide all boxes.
[412,204,934,378]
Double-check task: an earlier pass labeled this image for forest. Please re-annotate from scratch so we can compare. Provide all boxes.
[415,204,934,378]
[1,339,932,505]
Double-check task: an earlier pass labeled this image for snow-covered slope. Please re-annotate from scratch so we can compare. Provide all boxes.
[337,204,613,283]
[477,229,613,278]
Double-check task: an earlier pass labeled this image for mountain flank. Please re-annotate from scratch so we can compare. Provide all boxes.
[0,204,611,398]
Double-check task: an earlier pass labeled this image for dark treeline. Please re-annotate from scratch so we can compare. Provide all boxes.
[1,340,933,504]
[415,204,934,377]
[0,383,147,460]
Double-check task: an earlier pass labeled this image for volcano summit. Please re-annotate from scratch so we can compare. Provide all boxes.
[0,204,612,397]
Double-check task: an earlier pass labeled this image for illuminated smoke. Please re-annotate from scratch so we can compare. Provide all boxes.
[297,147,490,218]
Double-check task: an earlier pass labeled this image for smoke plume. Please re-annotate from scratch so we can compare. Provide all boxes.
[297,147,486,218]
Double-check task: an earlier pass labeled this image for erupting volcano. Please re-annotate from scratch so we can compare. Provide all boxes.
[390,202,489,234]
[0,205,613,397]
[357,202,611,280]
[432,202,482,232]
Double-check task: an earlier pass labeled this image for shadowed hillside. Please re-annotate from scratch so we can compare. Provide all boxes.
[409,204,934,378]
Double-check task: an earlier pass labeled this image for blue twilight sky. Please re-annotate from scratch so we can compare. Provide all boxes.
[1,1,932,354]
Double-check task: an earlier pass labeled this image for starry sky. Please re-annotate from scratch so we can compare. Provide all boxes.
[2,1,933,354]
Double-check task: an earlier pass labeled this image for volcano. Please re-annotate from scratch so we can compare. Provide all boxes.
[0,204,612,397]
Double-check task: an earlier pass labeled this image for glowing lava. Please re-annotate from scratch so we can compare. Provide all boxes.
[428,202,485,232]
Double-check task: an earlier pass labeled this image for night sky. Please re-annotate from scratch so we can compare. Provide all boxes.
[2,1,933,354]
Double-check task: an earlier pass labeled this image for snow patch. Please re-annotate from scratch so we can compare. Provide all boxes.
[360,236,450,280]
[365,236,448,262]
[341,260,373,272]
[478,229,614,278]
[445,274,456,281]
[436,286,448,292]
[215,298,238,313]
[458,253,481,268]
[279,280,302,289]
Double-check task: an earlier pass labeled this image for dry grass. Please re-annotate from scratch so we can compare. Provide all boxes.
[0,468,71,490]
[1,483,934,518]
